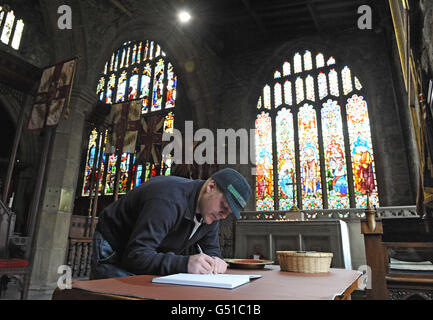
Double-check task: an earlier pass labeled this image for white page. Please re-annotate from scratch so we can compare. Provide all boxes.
[152,273,262,289]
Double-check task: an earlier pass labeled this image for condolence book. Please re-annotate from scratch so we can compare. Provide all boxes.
[152,273,262,289]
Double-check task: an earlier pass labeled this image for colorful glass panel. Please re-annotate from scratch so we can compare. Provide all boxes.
[82,129,99,196]
[274,82,282,107]
[140,63,152,113]
[97,77,105,101]
[132,44,137,64]
[342,66,353,95]
[318,72,328,100]
[298,104,322,209]
[1,10,14,45]
[276,108,296,210]
[149,41,154,60]
[118,153,132,194]
[114,50,120,71]
[166,63,177,109]
[316,53,325,68]
[346,94,379,207]
[106,74,116,104]
[327,56,336,66]
[295,77,304,104]
[116,71,127,103]
[274,70,281,79]
[125,46,131,68]
[354,76,362,90]
[263,85,271,109]
[151,59,165,112]
[257,96,262,109]
[256,112,274,210]
[329,69,339,97]
[128,72,139,100]
[283,61,291,76]
[284,80,292,105]
[321,99,350,209]
[306,75,315,102]
[11,18,24,50]
[137,42,143,62]
[294,53,302,73]
[303,50,312,71]
[105,154,117,195]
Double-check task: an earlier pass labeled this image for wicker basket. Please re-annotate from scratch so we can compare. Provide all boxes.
[276,251,333,273]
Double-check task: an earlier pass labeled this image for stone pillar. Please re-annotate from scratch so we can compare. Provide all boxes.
[29,89,94,298]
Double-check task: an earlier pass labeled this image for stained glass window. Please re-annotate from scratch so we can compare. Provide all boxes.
[346,94,378,207]
[274,82,282,107]
[342,66,353,95]
[284,80,292,105]
[81,40,178,199]
[263,85,271,109]
[276,108,296,210]
[303,50,313,71]
[283,61,291,76]
[0,6,24,50]
[255,50,378,211]
[316,53,325,68]
[274,70,281,79]
[298,104,322,209]
[255,112,274,210]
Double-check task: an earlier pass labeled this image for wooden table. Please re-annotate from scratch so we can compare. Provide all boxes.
[52,265,361,300]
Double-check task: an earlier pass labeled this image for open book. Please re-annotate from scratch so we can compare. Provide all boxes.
[152,273,262,289]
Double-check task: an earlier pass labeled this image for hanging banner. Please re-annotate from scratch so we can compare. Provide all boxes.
[27,58,77,130]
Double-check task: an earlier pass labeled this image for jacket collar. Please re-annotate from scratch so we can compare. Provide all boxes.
[185,180,205,221]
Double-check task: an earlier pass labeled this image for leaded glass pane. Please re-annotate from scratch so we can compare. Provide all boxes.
[151,59,165,112]
[11,18,24,50]
[322,99,350,208]
[263,84,271,109]
[276,108,296,210]
[346,94,379,207]
[298,104,322,209]
[1,10,14,45]
[283,61,291,76]
[256,112,274,210]
[166,63,177,109]
[342,66,353,95]
[354,76,362,90]
[116,70,127,103]
[284,80,292,105]
[316,53,325,68]
[294,53,302,73]
[140,63,152,113]
[128,72,139,100]
[329,69,339,97]
[306,75,315,101]
[106,74,116,104]
[304,50,312,71]
[295,77,304,104]
[82,128,99,196]
[274,70,281,79]
[318,72,328,100]
[274,82,282,107]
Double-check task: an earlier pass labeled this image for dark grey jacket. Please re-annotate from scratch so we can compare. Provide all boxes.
[96,175,222,275]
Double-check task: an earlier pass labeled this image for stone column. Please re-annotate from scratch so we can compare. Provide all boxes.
[29,88,95,298]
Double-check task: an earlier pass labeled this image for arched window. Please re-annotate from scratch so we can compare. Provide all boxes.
[255,50,378,214]
[81,40,177,197]
[0,5,24,50]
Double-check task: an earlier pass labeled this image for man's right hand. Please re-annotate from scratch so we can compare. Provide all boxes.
[187,253,215,274]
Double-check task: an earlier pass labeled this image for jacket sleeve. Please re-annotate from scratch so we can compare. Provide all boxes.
[120,198,189,275]
[198,221,222,258]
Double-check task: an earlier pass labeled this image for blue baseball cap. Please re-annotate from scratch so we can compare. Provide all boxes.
[211,168,252,219]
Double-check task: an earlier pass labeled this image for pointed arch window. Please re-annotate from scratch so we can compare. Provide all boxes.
[255,50,379,216]
[81,40,177,197]
[0,5,25,50]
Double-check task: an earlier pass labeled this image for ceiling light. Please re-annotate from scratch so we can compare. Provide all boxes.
[179,11,191,23]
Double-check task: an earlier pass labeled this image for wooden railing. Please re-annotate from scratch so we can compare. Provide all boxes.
[66,237,92,279]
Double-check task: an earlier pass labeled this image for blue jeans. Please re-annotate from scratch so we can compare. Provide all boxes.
[89,231,135,280]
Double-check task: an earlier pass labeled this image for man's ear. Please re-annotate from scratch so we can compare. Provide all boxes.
[206,179,217,193]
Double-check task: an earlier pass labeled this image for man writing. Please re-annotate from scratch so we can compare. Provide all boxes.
[90,168,251,279]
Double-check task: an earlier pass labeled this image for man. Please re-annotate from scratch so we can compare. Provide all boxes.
[90,168,251,279]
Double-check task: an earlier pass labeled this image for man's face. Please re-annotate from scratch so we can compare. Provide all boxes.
[198,180,232,224]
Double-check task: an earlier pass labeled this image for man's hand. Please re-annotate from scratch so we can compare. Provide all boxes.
[211,256,228,274]
[188,253,215,274]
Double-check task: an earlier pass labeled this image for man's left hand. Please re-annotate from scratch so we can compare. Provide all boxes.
[211,257,228,274]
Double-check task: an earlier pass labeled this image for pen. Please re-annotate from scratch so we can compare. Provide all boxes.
[197,244,215,275]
